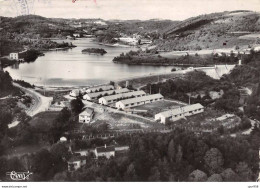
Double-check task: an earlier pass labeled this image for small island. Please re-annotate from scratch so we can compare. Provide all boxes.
[82,48,107,55]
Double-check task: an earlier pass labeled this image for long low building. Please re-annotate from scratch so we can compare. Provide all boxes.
[155,103,204,124]
[83,88,130,100]
[85,85,114,93]
[99,90,146,105]
[116,94,164,109]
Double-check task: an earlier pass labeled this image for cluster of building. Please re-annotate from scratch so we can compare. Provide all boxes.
[71,84,205,125]
[68,144,129,171]
[70,84,164,110]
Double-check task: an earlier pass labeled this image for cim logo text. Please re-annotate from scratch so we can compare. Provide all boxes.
[6,171,33,181]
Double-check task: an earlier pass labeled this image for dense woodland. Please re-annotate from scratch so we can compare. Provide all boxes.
[113,49,240,66]
[0,128,259,182]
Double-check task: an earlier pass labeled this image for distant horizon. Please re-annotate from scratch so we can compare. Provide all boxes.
[0,0,260,21]
[2,10,260,22]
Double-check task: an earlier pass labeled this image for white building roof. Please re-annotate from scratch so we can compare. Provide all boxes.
[86,85,114,92]
[157,103,204,118]
[118,94,163,105]
[70,89,80,95]
[79,108,94,116]
[85,88,130,99]
[100,90,146,101]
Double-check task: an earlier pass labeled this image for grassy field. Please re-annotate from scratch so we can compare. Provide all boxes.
[134,100,184,116]
[86,109,165,130]
[168,108,241,130]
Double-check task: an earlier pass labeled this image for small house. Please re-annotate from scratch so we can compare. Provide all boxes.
[59,137,67,142]
[79,108,94,123]
[95,145,115,159]
[68,156,86,171]
[10,53,19,60]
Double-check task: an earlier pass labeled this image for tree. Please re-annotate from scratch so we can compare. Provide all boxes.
[175,145,183,163]
[148,166,161,181]
[207,174,223,182]
[50,108,71,143]
[235,162,253,181]
[167,139,175,162]
[50,143,70,160]
[31,149,55,181]
[217,125,224,135]
[124,163,138,181]
[220,168,239,182]
[0,110,12,134]
[70,98,84,114]
[53,171,68,181]
[188,169,208,182]
[204,148,224,174]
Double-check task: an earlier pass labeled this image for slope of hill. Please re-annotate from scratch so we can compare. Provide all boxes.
[0,15,78,56]
[155,10,260,51]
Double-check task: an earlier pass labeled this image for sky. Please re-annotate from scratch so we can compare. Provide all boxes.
[0,0,260,20]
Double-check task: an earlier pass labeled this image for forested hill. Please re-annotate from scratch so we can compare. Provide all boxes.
[227,50,260,120]
[155,10,260,51]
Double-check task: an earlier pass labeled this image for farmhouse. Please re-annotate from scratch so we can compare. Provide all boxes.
[79,108,94,123]
[86,85,114,93]
[68,156,86,171]
[9,53,19,60]
[95,145,115,159]
[155,103,204,124]
[83,88,130,101]
[99,90,146,105]
[115,94,164,110]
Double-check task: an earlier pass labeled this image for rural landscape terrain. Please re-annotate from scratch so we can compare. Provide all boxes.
[0,9,260,182]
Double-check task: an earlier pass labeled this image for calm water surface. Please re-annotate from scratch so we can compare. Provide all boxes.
[5,38,174,87]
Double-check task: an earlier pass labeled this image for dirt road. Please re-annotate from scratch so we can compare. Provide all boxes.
[13,83,53,116]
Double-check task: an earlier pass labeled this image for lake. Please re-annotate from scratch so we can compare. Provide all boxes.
[4,38,175,87]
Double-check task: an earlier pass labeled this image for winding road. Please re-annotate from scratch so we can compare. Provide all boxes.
[13,83,53,116]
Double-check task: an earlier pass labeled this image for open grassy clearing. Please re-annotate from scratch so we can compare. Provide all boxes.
[76,109,165,131]
[168,108,241,130]
[134,100,185,116]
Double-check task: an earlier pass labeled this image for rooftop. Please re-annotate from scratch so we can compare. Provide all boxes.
[86,85,114,92]
[117,93,163,105]
[85,88,130,98]
[157,103,204,117]
[68,155,85,163]
[79,108,94,116]
[100,90,146,101]
[96,145,115,153]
